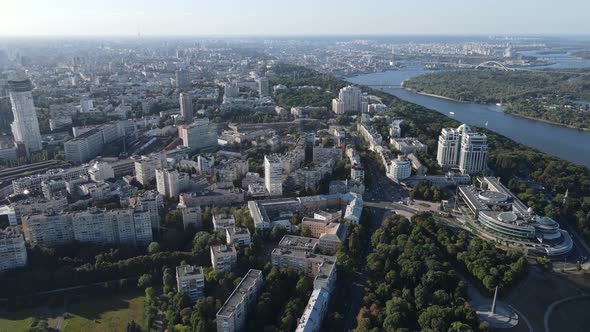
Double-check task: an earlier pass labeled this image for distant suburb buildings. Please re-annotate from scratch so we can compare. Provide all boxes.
[437,124,488,174]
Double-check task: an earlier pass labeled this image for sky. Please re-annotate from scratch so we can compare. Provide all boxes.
[1,0,589,36]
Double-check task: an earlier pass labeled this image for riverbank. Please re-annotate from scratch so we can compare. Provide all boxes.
[348,70,590,167]
[401,81,467,103]
[403,83,590,131]
[405,88,590,132]
[503,109,590,132]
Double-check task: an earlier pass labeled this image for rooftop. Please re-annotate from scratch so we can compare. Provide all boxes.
[217,269,262,318]
[211,245,237,256]
[176,265,204,278]
[279,235,319,251]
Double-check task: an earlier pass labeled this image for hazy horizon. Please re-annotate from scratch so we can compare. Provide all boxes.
[2,0,589,37]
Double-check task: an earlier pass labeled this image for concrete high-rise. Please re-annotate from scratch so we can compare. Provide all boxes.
[0,227,28,273]
[8,80,42,154]
[436,124,488,175]
[175,69,190,88]
[224,81,239,99]
[179,92,193,122]
[257,78,270,97]
[216,269,263,332]
[156,168,189,198]
[264,155,283,196]
[178,118,218,152]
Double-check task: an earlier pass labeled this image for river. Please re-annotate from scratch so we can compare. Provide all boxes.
[347,68,590,168]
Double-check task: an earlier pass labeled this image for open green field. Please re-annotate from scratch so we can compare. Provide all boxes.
[0,290,145,332]
[0,310,35,332]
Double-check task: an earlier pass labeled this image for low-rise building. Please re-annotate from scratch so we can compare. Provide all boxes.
[210,245,237,272]
[271,248,337,292]
[213,213,236,231]
[279,235,319,252]
[390,137,428,154]
[178,188,245,208]
[225,227,251,246]
[176,265,205,303]
[181,207,202,230]
[389,155,412,182]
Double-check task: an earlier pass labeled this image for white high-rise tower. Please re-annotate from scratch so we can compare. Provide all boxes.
[436,124,488,175]
[264,155,283,196]
[8,80,42,154]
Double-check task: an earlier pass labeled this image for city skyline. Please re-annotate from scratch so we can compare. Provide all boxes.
[1,0,590,37]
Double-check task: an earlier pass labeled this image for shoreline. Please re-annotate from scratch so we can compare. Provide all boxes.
[401,84,467,103]
[503,111,590,132]
[401,81,590,132]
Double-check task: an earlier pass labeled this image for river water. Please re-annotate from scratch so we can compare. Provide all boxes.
[347,67,590,168]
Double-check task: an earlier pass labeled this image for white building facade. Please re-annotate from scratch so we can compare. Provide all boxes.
[8,80,43,154]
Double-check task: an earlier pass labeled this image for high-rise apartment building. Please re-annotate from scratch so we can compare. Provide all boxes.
[257,77,270,97]
[459,131,488,175]
[436,124,488,175]
[176,265,205,303]
[22,209,153,248]
[8,79,42,154]
[0,227,28,273]
[156,168,189,198]
[134,154,166,185]
[264,155,283,196]
[130,190,163,230]
[175,69,191,88]
[64,123,124,163]
[223,81,239,99]
[331,85,364,114]
[179,92,193,122]
[178,118,218,152]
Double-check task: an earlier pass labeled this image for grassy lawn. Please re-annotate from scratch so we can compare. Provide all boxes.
[0,310,34,332]
[63,290,145,332]
[0,290,145,332]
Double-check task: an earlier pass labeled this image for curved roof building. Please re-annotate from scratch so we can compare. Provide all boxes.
[459,177,573,256]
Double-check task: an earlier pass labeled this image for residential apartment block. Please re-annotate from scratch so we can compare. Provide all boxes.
[210,245,237,272]
[216,269,263,332]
